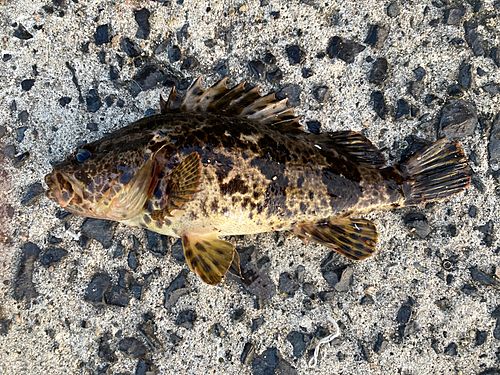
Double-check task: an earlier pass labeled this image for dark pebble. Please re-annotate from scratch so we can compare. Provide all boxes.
[285,44,303,65]
[443,6,465,25]
[478,369,500,375]
[118,337,148,359]
[266,67,283,83]
[85,89,102,113]
[276,84,301,106]
[214,60,228,77]
[490,47,500,68]
[163,269,190,310]
[135,359,156,375]
[464,22,485,56]
[175,309,197,329]
[145,230,168,257]
[395,98,410,120]
[18,110,29,124]
[439,99,477,139]
[3,144,16,159]
[444,342,458,356]
[81,219,115,248]
[413,66,426,81]
[180,56,199,70]
[98,333,117,362]
[368,57,388,85]
[47,235,62,245]
[326,36,365,64]
[241,342,255,365]
[483,82,500,96]
[0,126,6,138]
[286,331,311,358]
[263,50,276,64]
[87,122,98,132]
[364,24,389,49]
[424,94,439,106]
[320,252,346,288]
[248,59,266,79]
[20,182,44,206]
[396,298,413,325]
[470,267,498,286]
[13,24,33,40]
[494,319,500,340]
[306,120,321,134]
[476,220,494,247]
[168,45,182,62]
[2,53,12,61]
[403,212,431,239]
[104,285,130,307]
[489,114,500,173]
[475,330,487,346]
[370,90,387,119]
[251,317,265,333]
[252,347,279,375]
[278,272,299,297]
[461,283,478,295]
[13,242,40,302]
[373,332,386,353]
[457,61,472,90]
[468,205,478,218]
[120,37,142,58]
[40,247,68,267]
[0,319,11,336]
[301,67,313,78]
[109,66,119,80]
[134,8,151,39]
[312,85,329,103]
[230,307,245,322]
[128,250,139,271]
[132,63,168,92]
[94,24,110,45]
[360,295,375,305]
[58,96,72,107]
[84,273,112,304]
[386,2,400,17]
[447,83,463,97]
[170,239,185,264]
[21,79,35,91]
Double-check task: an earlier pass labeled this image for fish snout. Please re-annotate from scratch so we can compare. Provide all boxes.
[44,171,75,207]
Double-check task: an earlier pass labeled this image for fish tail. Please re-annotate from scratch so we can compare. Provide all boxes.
[400,138,471,205]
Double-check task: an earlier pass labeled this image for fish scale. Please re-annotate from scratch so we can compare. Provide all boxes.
[45,77,471,285]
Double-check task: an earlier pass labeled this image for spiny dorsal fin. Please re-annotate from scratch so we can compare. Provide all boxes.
[182,233,236,285]
[160,77,303,133]
[295,217,378,260]
[318,131,386,168]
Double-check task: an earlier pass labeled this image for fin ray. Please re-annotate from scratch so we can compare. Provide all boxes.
[295,217,378,260]
[182,233,236,285]
[161,77,303,133]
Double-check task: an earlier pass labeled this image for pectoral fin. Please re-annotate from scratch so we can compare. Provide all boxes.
[182,233,236,285]
[295,217,378,260]
[165,152,202,214]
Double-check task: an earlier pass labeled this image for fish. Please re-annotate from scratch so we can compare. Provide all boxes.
[45,77,471,285]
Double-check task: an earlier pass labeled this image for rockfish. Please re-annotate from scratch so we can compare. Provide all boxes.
[45,78,471,285]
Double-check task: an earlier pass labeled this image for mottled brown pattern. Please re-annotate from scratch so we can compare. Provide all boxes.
[46,111,409,238]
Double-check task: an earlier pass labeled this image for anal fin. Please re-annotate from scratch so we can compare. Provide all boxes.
[295,217,378,260]
[182,233,236,285]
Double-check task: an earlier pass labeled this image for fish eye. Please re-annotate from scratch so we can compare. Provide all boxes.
[75,148,92,163]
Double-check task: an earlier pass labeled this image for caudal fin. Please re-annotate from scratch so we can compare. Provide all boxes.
[401,138,471,205]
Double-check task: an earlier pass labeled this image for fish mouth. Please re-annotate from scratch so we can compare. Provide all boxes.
[45,171,80,208]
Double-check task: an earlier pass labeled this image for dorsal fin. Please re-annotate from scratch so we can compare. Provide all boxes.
[160,77,303,133]
[317,131,386,168]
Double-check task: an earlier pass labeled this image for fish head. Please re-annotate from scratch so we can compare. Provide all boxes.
[45,131,161,221]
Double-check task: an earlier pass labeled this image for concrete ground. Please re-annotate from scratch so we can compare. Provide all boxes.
[0,0,499,374]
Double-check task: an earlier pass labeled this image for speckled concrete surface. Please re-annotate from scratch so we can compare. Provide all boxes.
[0,1,499,374]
